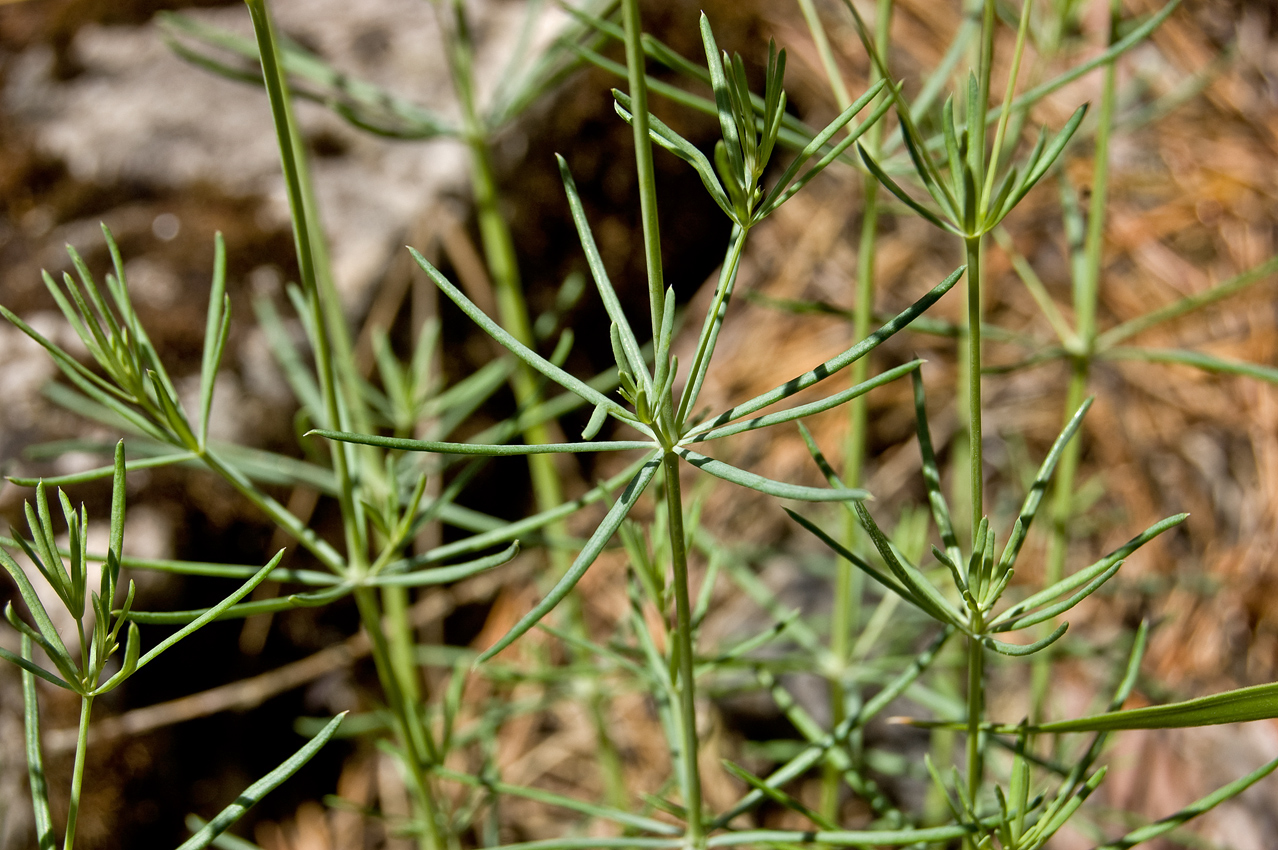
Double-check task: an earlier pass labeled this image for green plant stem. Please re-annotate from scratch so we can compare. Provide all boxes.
[965,625,985,811]
[964,235,983,544]
[440,6,631,808]
[621,0,667,338]
[244,0,366,569]
[354,586,445,850]
[1032,0,1118,725]
[663,450,704,847]
[444,3,568,557]
[821,0,893,820]
[63,695,93,850]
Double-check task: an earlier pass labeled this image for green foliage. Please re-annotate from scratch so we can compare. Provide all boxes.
[1,1,1275,849]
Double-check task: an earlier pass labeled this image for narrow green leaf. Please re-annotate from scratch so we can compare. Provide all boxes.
[983,622,1068,657]
[991,513,1186,628]
[435,766,681,836]
[476,455,661,663]
[676,226,747,426]
[0,549,74,669]
[857,144,958,233]
[0,643,70,691]
[1023,680,1278,733]
[700,14,744,186]
[367,542,519,587]
[1006,0,1182,117]
[21,637,56,850]
[175,712,346,850]
[675,448,866,502]
[688,266,963,437]
[689,360,921,444]
[1099,255,1278,348]
[132,550,284,670]
[1103,346,1278,384]
[998,397,1093,571]
[993,562,1120,634]
[784,508,914,604]
[990,104,1088,227]
[409,247,644,429]
[911,370,959,562]
[558,154,654,388]
[611,92,734,221]
[1094,756,1278,850]
[758,79,888,214]
[309,429,652,455]
[853,502,964,629]
[199,232,229,448]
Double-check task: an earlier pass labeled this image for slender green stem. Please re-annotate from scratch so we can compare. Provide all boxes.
[965,625,985,810]
[1032,0,1119,725]
[353,587,445,850]
[442,1,568,556]
[244,0,366,568]
[62,695,93,850]
[964,235,983,544]
[621,0,667,339]
[663,451,704,847]
[821,0,893,819]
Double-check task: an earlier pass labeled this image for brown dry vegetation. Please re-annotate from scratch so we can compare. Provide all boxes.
[3,0,1278,848]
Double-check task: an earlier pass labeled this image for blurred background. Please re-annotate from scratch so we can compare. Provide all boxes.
[2,0,1278,847]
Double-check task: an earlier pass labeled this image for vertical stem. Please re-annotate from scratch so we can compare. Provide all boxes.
[62,696,93,850]
[964,236,984,543]
[663,451,703,847]
[354,587,445,850]
[245,0,366,566]
[443,1,568,558]
[1032,0,1119,723]
[621,0,667,339]
[820,0,893,819]
[965,626,985,807]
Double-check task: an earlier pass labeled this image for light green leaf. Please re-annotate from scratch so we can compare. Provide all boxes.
[688,360,921,443]
[131,550,283,669]
[1103,346,1278,384]
[676,448,867,502]
[476,455,661,664]
[21,636,56,849]
[1093,756,1278,849]
[309,429,653,456]
[175,712,346,850]
[688,266,963,436]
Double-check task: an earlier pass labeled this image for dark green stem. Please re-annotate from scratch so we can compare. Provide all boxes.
[663,451,704,847]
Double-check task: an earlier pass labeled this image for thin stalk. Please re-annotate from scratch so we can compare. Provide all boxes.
[663,451,703,847]
[969,0,996,194]
[244,0,366,568]
[621,0,667,338]
[1032,0,1119,724]
[353,586,445,850]
[62,695,93,850]
[820,0,893,820]
[965,624,985,811]
[964,235,983,544]
[440,4,630,806]
[442,1,568,560]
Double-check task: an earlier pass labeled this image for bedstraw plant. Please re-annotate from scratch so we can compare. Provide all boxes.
[5,1,1278,849]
